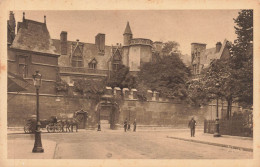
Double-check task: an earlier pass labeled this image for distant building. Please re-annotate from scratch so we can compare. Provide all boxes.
[191,39,231,76]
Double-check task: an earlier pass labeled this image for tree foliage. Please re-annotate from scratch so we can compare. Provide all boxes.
[161,41,180,55]
[106,64,137,89]
[187,10,253,115]
[74,79,106,101]
[138,53,191,99]
[230,9,253,107]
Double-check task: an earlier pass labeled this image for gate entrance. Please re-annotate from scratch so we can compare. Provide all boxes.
[96,95,120,130]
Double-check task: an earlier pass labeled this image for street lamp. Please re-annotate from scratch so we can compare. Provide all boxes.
[214,82,221,137]
[32,71,44,153]
[97,104,101,131]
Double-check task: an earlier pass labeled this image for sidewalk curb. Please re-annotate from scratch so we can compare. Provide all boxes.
[166,136,253,152]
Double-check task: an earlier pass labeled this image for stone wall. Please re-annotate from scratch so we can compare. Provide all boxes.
[8,92,209,128]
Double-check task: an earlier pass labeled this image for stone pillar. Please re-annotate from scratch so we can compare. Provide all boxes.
[147,90,153,101]
[132,89,137,99]
[105,86,113,95]
[114,87,121,97]
[123,88,130,99]
[155,91,159,101]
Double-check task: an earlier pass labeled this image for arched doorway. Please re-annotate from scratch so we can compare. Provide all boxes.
[95,95,120,130]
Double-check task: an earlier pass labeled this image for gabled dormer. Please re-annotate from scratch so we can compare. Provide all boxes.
[71,39,84,67]
[88,58,98,69]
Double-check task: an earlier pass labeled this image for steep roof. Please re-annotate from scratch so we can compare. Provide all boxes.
[52,39,112,69]
[124,21,132,35]
[11,19,58,55]
[200,39,230,67]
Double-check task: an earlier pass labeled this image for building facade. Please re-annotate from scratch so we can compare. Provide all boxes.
[191,39,231,76]
[8,12,60,95]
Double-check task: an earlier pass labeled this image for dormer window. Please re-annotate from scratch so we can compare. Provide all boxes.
[88,58,97,70]
[71,40,84,67]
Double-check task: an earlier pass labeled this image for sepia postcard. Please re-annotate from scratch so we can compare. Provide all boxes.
[0,0,260,167]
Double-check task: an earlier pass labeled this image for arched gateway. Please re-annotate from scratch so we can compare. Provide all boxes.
[95,95,120,130]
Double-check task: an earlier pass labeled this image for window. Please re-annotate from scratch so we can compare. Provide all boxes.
[113,63,119,71]
[88,58,97,70]
[88,63,96,69]
[18,56,28,78]
[71,46,84,67]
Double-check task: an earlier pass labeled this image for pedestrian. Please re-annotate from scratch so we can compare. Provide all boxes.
[127,122,131,131]
[188,117,196,137]
[124,118,128,132]
[133,119,137,132]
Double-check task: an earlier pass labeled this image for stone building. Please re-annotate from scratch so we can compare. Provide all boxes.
[191,39,231,76]
[52,32,112,85]
[52,21,156,85]
[7,12,60,95]
[8,12,207,128]
[121,22,153,72]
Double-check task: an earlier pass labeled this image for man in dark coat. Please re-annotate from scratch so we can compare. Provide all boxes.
[133,119,137,132]
[124,118,128,132]
[188,117,196,137]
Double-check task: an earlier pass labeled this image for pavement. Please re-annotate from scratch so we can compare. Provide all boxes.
[166,130,253,152]
[8,138,56,159]
[7,126,253,159]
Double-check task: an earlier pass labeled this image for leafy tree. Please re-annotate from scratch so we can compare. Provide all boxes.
[138,53,191,99]
[230,9,253,107]
[74,79,106,101]
[56,80,69,93]
[161,41,180,56]
[107,64,137,89]
[187,10,253,118]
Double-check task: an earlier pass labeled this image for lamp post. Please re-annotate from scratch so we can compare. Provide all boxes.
[97,104,101,131]
[32,71,44,153]
[214,82,221,137]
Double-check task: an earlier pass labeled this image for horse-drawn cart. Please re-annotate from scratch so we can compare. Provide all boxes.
[24,110,88,134]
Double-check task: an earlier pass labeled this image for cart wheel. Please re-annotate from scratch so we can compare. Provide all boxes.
[47,125,55,133]
[24,124,30,134]
[55,125,62,133]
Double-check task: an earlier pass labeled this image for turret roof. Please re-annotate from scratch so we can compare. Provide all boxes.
[124,21,132,35]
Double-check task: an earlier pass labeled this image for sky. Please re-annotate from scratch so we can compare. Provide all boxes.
[12,10,240,55]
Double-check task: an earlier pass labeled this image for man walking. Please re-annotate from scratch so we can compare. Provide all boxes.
[124,118,128,132]
[133,119,137,132]
[188,117,196,137]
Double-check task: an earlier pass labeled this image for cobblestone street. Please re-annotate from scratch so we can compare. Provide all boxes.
[8,128,253,159]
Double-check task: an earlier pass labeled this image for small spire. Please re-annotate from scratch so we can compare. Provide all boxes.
[23,12,25,21]
[44,15,46,24]
[124,21,132,35]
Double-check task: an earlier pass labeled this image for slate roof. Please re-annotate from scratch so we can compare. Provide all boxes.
[124,21,132,35]
[52,39,112,70]
[11,19,58,55]
[200,39,229,67]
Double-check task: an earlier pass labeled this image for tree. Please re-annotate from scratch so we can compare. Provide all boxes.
[161,41,180,56]
[107,64,137,89]
[230,9,253,107]
[138,53,191,99]
[187,10,253,118]
[74,79,106,101]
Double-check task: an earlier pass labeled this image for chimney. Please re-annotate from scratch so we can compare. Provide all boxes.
[44,15,46,24]
[60,31,68,55]
[23,12,25,21]
[95,33,105,52]
[216,42,222,53]
[8,11,16,44]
